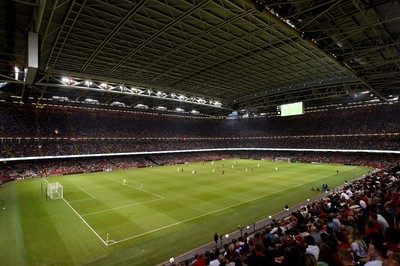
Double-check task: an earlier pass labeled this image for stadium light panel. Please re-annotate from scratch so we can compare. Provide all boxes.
[14,66,19,80]
[85,98,99,104]
[134,104,148,109]
[110,101,125,107]
[156,106,167,111]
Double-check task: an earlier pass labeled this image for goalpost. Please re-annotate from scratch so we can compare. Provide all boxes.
[275,157,291,163]
[47,182,63,199]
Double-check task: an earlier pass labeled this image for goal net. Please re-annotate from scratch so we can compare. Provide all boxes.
[275,157,291,163]
[47,182,63,199]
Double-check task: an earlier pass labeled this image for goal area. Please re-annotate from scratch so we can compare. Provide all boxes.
[275,157,291,163]
[47,182,63,199]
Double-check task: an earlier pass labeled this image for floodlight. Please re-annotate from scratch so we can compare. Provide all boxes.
[14,66,19,80]
[85,98,99,104]
[134,104,148,109]
[111,101,125,107]
[156,106,167,111]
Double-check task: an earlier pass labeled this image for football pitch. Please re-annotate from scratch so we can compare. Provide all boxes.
[0,159,372,265]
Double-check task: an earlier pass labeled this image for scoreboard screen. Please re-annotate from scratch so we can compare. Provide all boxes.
[278,102,304,117]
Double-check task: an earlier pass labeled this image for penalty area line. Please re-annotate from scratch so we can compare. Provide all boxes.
[76,186,96,199]
[62,198,108,246]
[103,176,164,199]
[81,198,164,217]
[42,178,108,246]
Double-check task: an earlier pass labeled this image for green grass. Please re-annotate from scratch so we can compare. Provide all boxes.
[0,159,372,265]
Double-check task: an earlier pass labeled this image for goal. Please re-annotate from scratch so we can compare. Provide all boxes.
[275,157,291,163]
[47,182,63,199]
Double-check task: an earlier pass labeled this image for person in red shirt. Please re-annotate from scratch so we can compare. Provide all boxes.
[384,227,400,255]
[336,231,351,252]
[368,212,382,233]
[365,220,380,236]
[193,253,205,266]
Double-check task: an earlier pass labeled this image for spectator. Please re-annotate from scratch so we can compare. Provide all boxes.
[348,228,368,262]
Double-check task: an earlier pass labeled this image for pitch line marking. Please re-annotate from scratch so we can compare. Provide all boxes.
[81,198,163,217]
[76,186,96,199]
[103,176,164,199]
[42,178,108,246]
[112,166,359,244]
[61,198,108,245]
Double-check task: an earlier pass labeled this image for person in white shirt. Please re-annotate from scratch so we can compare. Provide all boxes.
[348,228,368,262]
[376,213,389,232]
[361,233,387,266]
[341,191,350,201]
[305,235,319,260]
[346,188,354,197]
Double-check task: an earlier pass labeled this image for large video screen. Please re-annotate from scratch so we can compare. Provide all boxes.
[279,102,304,116]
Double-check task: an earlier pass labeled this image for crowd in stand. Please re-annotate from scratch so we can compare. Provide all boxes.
[0,135,399,159]
[0,103,399,138]
[173,164,400,266]
[0,103,399,164]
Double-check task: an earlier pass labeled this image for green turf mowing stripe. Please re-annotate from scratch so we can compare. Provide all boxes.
[0,181,26,265]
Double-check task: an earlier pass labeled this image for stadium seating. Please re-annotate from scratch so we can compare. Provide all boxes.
[0,103,399,180]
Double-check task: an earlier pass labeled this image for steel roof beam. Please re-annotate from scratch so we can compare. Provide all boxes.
[80,0,148,72]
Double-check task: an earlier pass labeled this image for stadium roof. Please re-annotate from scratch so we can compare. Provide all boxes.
[1,0,399,116]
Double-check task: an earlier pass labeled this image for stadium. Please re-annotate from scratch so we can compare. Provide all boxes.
[0,1,399,266]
